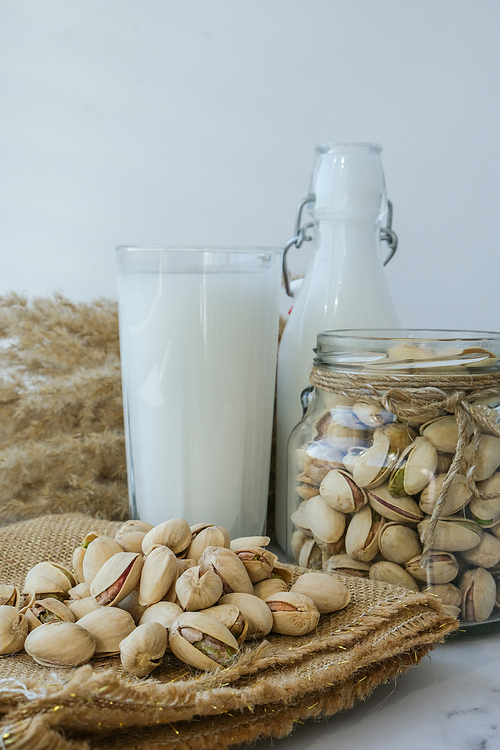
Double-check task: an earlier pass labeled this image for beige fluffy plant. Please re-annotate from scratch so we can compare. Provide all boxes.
[0,293,128,523]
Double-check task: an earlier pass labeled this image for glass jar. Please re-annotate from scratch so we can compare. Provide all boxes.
[287,329,500,631]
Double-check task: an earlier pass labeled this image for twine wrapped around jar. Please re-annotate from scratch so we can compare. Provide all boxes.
[309,367,500,566]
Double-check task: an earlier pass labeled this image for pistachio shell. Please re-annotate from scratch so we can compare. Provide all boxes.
[290,572,350,614]
[369,561,419,591]
[77,607,136,655]
[142,518,192,556]
[89,552,143,606]
[253,578,288,600]
[25,562,75,594]
[323,554,371,577]
[169,611,239,670]
[83,536,123,586]
[25,621,96,666]
[189,526,230,562]
[139,601,183,629]
[198,547,253,595]
[368,484,423,523]
[419,473,471,516]
[175,566,223,611]
[302,440,345,484]
[298,538,323,570]
[352,400,394,428]
[423,583,462,608]
[264,591,320,636]
[67,597,101,621]
[21,574,66,599]
[374,422,418,451]
[235,548,278,584]
[471,473,500,526]
[0,584,19,607]
[230,535,271,552]
[138,544,178,606]
[117,589,148,624]
[290,499,312,534]
[460,532,500,568]
[405,552,459,584]
[0,605,28,654]
[120,622,168,677]
[353,435,396,489]
[378,522,422,565]
[421,416,468,453]
[25,597,75,630]
[303,495,346,544]
[460,567,496,622]
[319,470,367,513]
[464,435,500,481]
[400,437,438,495]
[67,582,91,600]
[417,517,482,553]
[115,520,154,553]
[345,504,384,562]
[291,530,307,563]
[219,592,274,639]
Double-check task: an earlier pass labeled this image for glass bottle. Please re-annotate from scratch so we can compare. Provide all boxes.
[275,143,400,551]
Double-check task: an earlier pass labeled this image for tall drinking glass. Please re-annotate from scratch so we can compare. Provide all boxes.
[116,246,282,539]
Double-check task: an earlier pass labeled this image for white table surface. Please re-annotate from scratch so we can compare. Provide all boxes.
[241,629,500,750]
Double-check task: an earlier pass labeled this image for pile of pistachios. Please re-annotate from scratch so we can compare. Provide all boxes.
[291,391,500,624]
[0,518,350,676]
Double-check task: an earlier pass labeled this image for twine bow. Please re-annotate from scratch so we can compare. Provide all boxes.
[309,367,500,568]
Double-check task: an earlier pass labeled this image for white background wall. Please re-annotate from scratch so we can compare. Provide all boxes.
[1,0,499,330]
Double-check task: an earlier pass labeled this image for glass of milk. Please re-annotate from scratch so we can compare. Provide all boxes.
[116,246,282,539]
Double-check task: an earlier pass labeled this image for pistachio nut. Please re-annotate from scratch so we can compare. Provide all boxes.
[188,526,230,562]
[421,415,470,453]
[25,561,76,594]
[342,446,367,474]
[0,584,19,607]
[138,544,178,606]
[72,546,86,584]
[368,484,423,523]
[378,522,422,565]
[89,552,143,606]
[298,538,324,570]
[234,547,278,584]
[67,582,91,600]
[139,601,183,630]
[389,436,438,496]
[302,440,345,484]
[290,571,350,614]
[353,435,398,489]
[25,597,75,630]
[417,516,482,553]
[117,589,148,624]
[344,504,384,562]
[67,596,100,621]
[291,529,308,563]
[120,621,169,677]
[471,473,500,526]
[198,546,253,595]
[191,522,231,547]
[319,469,367,513]
[459,567,496,622]
[369,561,419,592]
[199,603,248,644]
[464,434,500,482]
[219,592,274,639]
[253,577,288,600]
[323,554,371,578]
[175,565,223,611]
[230,535,271,551]
[303,494,346,545]
[460,532,500,568]
[352,400,394,428]
[405,552,459,584]
[24,621,96,666]
[290,499,313,535]
[419,473,471,516]
[21,574,66,600]
[296,482,322,501]
[115,520,154,553]
[373,422,418,451]
[423,583,462,608]
[0,605,28,655]
[169,611,239,670]
[142,518,192,557]
[77,607,136,656]
[82,535,123,586]
[264,591,320,636]
[269,562,293,585]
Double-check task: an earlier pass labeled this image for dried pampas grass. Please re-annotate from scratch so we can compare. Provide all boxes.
[0,293,128,524]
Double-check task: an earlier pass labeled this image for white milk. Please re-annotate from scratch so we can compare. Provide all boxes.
[117,269,279,539]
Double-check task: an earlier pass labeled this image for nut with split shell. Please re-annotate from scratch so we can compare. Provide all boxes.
[82,535,124,586]
[115,520,154,553]
[303,494,346,545]
[77,607,136,655]
[367,484,423,523]
[459,567,496,622]
[369,561,419,592]
[345,504,384,562]
[188,525,230,562]
[198,546,253,595]
[24,561,76,595]
[302,440,345,484]
[139,601,183,630]
[373,422,418,452]
[378,522,422,565]
[175,565,223,611]
[323,554,371,578]
[417,516,482,553]
[253,577,288,601]
[117,590,148,624]
[67,596,100,621]
[169,611,239,670]
[199,603,248,644]
[264,591,320,636]
[230,535,271,552]
[298,538,324,570]
[290,572,350,614]
[422,583,462,609]
[421,415,470,453]
[470,473,500,527]
[463,434,500,482]
[0,605,28,655]
[460,532,500,568]
[25,597,75,630]
[89,551,143,607]
[0,584,19,607]
[319,469,367,513]
[353,434,398,489]
[120,621,168,677]
[290,499,313,535]
[389,436,438,496]
[219,592,274,639]
[352,400,394,428]
[142,518,193,557]
[24,621,96,666]
[419,473,471,516]
[138,544,178,606]
[234,547,278,584]
[405,552,459,584]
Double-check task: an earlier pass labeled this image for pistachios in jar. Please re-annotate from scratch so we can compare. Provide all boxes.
[286,329,500,626]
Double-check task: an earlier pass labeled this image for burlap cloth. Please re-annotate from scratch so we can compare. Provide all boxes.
[0,513,458,750]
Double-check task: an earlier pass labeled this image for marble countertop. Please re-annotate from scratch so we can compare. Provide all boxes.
[243,629,500,750]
